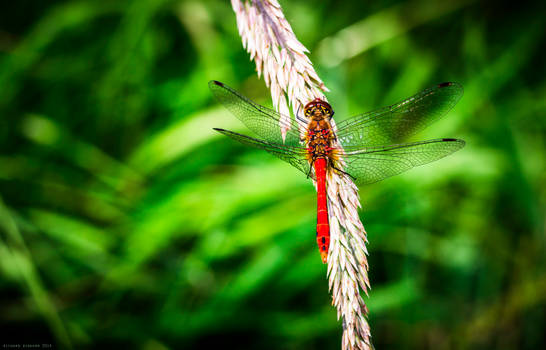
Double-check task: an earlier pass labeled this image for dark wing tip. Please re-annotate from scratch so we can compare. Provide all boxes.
[438,81,463,93]
[213,128,226,132]
[442,138,466,149]
[438,82,462,88]
[210,80,224,87]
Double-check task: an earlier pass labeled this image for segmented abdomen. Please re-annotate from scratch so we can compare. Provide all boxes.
[314,157,330,263]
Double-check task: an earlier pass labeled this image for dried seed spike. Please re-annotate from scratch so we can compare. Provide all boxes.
[230,0,371,348]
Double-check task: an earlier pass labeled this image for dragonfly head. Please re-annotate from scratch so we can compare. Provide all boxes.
[304,98,334,120]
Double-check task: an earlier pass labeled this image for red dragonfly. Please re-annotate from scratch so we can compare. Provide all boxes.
[210,80,464,263]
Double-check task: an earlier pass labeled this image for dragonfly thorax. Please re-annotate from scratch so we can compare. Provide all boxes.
[306,119,334,161]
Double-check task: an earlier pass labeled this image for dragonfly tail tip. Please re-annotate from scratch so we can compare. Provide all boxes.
[321,252,328,264]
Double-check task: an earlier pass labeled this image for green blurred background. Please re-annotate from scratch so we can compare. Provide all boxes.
[1,0,545,349]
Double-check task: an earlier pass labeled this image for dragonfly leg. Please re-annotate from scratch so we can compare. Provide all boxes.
[329,160,356,181]
[307,159,315,179]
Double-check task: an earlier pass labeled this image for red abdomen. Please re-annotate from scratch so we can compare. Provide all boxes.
[314,158,330,263]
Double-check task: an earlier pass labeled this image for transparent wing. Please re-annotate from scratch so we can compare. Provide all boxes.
[209,81,305,147]
[342,138,465,186]
[336,82,463,148]
[214,128,311,177]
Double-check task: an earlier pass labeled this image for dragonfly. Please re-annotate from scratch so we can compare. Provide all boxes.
[210,80,464,263]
